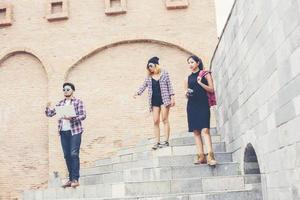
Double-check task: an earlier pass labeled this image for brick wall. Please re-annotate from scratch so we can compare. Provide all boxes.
[0,0,218,199]
[0,53,48,199]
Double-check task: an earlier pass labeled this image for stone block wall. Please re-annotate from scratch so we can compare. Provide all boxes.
[211,0,300,199]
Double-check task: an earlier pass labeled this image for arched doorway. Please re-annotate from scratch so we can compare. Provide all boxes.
[0,52,48,199]
[244,143,261,174]
[65,40,196,166]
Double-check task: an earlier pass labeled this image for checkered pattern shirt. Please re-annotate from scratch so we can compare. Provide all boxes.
[45,97,86,135]
[136,70,175,112]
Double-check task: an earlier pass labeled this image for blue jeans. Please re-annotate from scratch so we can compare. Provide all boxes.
[60,130,82,181]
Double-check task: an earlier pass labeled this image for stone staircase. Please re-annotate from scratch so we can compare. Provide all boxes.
[23,129,263,200]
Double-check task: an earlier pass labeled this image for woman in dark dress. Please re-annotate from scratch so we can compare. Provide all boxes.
[185,55,217,165]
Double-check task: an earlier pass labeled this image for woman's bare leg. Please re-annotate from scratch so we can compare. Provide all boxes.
[152,106,161,143]
[202,128,213,153]
[161,106,170,142]
[194,130,204,155]
[202,128,217,165]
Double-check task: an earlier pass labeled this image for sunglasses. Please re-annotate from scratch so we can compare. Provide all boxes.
[63,88,72,92]
[147,64,155,68]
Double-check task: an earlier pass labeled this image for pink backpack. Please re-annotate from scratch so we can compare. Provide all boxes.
[198,70,217,107]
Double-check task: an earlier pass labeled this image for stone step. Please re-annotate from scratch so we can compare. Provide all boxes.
[24,188,262,200]
[136,131,221,146]
[80,162,240,185]
[135,128,218,147]
[155,153,232,167]
[153,143,226,156]
[170,135,221,146]
[109,142,226,162]
[118,135,223,156]
[96,150,232,167]
[83,153,233,176]
[111,176,246,198]
[25,175,251,199]
[189,188,262,200]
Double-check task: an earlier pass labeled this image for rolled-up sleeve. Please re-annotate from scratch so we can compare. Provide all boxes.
[136,78,148,96]
[45,107,56,117]
[74,100,86,121]
[166,72,175,96]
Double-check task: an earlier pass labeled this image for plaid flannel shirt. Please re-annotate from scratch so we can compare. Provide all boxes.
[45,97,86,135]
[136,70,175,112]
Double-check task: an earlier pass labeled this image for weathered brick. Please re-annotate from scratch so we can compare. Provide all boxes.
[0,0,218,198]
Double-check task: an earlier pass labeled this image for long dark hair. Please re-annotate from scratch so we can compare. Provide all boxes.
[187,55,203,70]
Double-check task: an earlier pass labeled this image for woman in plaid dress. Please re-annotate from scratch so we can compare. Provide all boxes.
[134,57,175,150]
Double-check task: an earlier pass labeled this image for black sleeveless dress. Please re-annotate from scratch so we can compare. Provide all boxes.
[187,71,210,132]
[151,78,163,107]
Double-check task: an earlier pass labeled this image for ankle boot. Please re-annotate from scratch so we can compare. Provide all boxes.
[207,152,217,166]
[194,153,207,164]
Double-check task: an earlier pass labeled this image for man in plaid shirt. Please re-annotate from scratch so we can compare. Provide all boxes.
[45,82,86,188]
